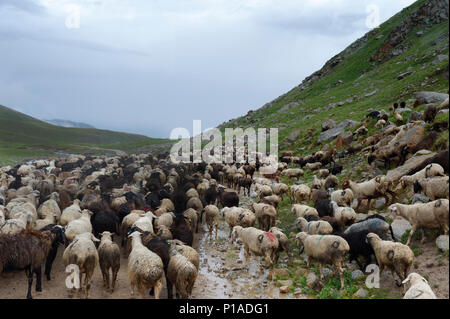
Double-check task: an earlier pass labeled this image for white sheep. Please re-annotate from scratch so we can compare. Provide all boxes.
[63,232,100,298]
[60,199,82,227]
[330,189,354,207]
[367,232,414,293]
[167,252,198,299]
[65,210,93,244]
[37,193,61,222]
[295,217,333,235]
[388,199,449,246]
[281,168,304,178]
[292,184,311,204]
[414,176,449,200]
[398,164,445,189]
[203,205,220,240]
[132,211,157,235]
[402,272,437,299]
[0,210,34,234]
[251,203,277,231]
[168,239,200,271]
[331,202,357,226]
[98,231,121,293]
[291,204,319,218]
[295,232,349,288]
[128,231,164,299]
[231,226,279,268]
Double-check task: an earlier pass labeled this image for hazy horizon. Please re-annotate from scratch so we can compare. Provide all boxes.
[0,0,415,138]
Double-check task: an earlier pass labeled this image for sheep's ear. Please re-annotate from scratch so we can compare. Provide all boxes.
[402,276,410,285]
[91,234,100,242]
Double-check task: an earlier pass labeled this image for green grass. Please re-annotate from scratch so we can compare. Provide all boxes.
[0,104,173,165]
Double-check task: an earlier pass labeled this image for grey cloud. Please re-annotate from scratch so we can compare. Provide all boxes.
[0,0,45,14]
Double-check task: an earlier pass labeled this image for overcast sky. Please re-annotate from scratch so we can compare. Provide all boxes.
[0,0,415,138]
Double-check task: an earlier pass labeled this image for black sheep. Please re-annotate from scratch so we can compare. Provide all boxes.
[204,185,218,205]
[170,214,193,247]
[39,224,66,281]
[314,199,334,217]
[338,229,380,270]
[329,165,343,175]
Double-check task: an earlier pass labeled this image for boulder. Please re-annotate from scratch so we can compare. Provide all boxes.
[306,273,322,291]
[415,91,449,106]
[355,288,368,298]
[436,235,449,252]
[322,120,336,131]
[364,89,378,98]
[317,120,359,143]
[398,71,413,80]
[351,270,365,280]
[391,219,412,241]
[411,194,430,204]
[287,130,301,142]
[432,55,448,65]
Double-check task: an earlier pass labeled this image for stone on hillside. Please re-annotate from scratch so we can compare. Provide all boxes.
[391,219,412,241]
[340,131,353,146]
[416,31,424,37]
[398,71,413,80]
[407,111,422,123]
[288,130,301,142]
[432,55,448,65]
[302,115,313,121]
[436,235,449,252]
[364,89,378,98]
[355,288,368,298]
[306,273,322,291]
[376,34,384,39]
[277,280,293,287]
[396,107,411,114]
[375,198,386,209]
[412,194,430,204]
[355,213,367,223]
[386,151,435,181]
[322,120,336,131]
[351,270,365,280]
[279,286,290,294]
[317,120,359,143]
[279,102,301,112]
[415,91,449,105]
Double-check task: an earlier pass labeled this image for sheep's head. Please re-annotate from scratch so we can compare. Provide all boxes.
[231,225,242,242]
[365,232,381,245]
[295,218,307,232]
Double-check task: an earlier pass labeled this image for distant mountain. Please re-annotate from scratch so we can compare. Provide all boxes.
[44,119,95,129]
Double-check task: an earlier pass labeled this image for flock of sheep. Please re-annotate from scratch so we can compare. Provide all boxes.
[0,97,449,300]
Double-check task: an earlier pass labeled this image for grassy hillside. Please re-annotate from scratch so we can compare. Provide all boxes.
[220,0,449,155]
[0,105,172,165]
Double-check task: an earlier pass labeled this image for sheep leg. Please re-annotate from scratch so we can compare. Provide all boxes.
[84,271,93,299]
[105,268,111,291]
[45,248,58,280]
[111,268,118,293]
[420,228,426,244]
[35,266,42,292]
[153,278,163,299]
[337,265,345,290]
[215,225,218,241]
[406,226,416,246]
[26,267,33,299]
[167,277,173,299]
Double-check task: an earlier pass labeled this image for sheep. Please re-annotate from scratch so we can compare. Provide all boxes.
[366,232,414,293]
[256,184,273,198]
[39,224,66,281]
[261,195,280,209]
[269,227,292,265]
[295,217,333,235]
[323,175,339,190]
[63,232,100,298]
[183,208,199,233]
[60,199,82,227]
[0,206,5,227]
[342,177,392,211]
[127,231,164,299]
[167,252,198,299]
[64,209,93,244]
[402,272,437,299]
[202,205,219,239]
[132,211,157,235]
[311,176,324,190]
[218,187,239,208]
[291,204,319,219]
[231,226,279,268]
[375,119,387,128]
[98,231,120,293]
[398,164,446,189]
[331,202,357,226]
[154,212,175,230]
[251,203,277,231]
[295,232,349,288]
[394,111,403,124]
[310,189,329,202]
[156,224,173,240]
[120,210,143,253]
[281,168,304,178]
[292,184,311,204]
[271,183,289,200]
[0,228,57,299]
[168,239,200,271]
[345,215,395,241]
[338,229,381,271]
[170,214,194,246]
[330,189,354,207]
[413,176,449,200]
[186,188,199,199]
[388,200,449,246]
[318,169,330,178]
[0,210,34,235]
[315,199,334,217]
[37,192,61,222]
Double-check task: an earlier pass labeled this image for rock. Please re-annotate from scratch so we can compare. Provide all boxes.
[412,194,430,204]
[279,286,290,294]
[397,107,411,114]
[364,89,378,98]
[322,119,336,131]
[391,219,412,241]
[398,71,413,80]
[407,111,422,122]
[294,288,303,296]
[432,55,448,65]
[415,91,449,106]
[302,115,313,121]
[351,270,364,280]
[322,268,333,279]
[436,235,449,252]
[416,31,423,37]
[272,268,289,279]
[277,280,293,287]
[287,130,301,142]
[425,261,434,268]
[375,198,386,209]
[296,268,308,276]
[355,288,368,298]
[339,131,354,146]
[306,273,322,291]
[355,213,367,223]
[376,34,384,39]
[317,120,359,143]
[279,102,301,112]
